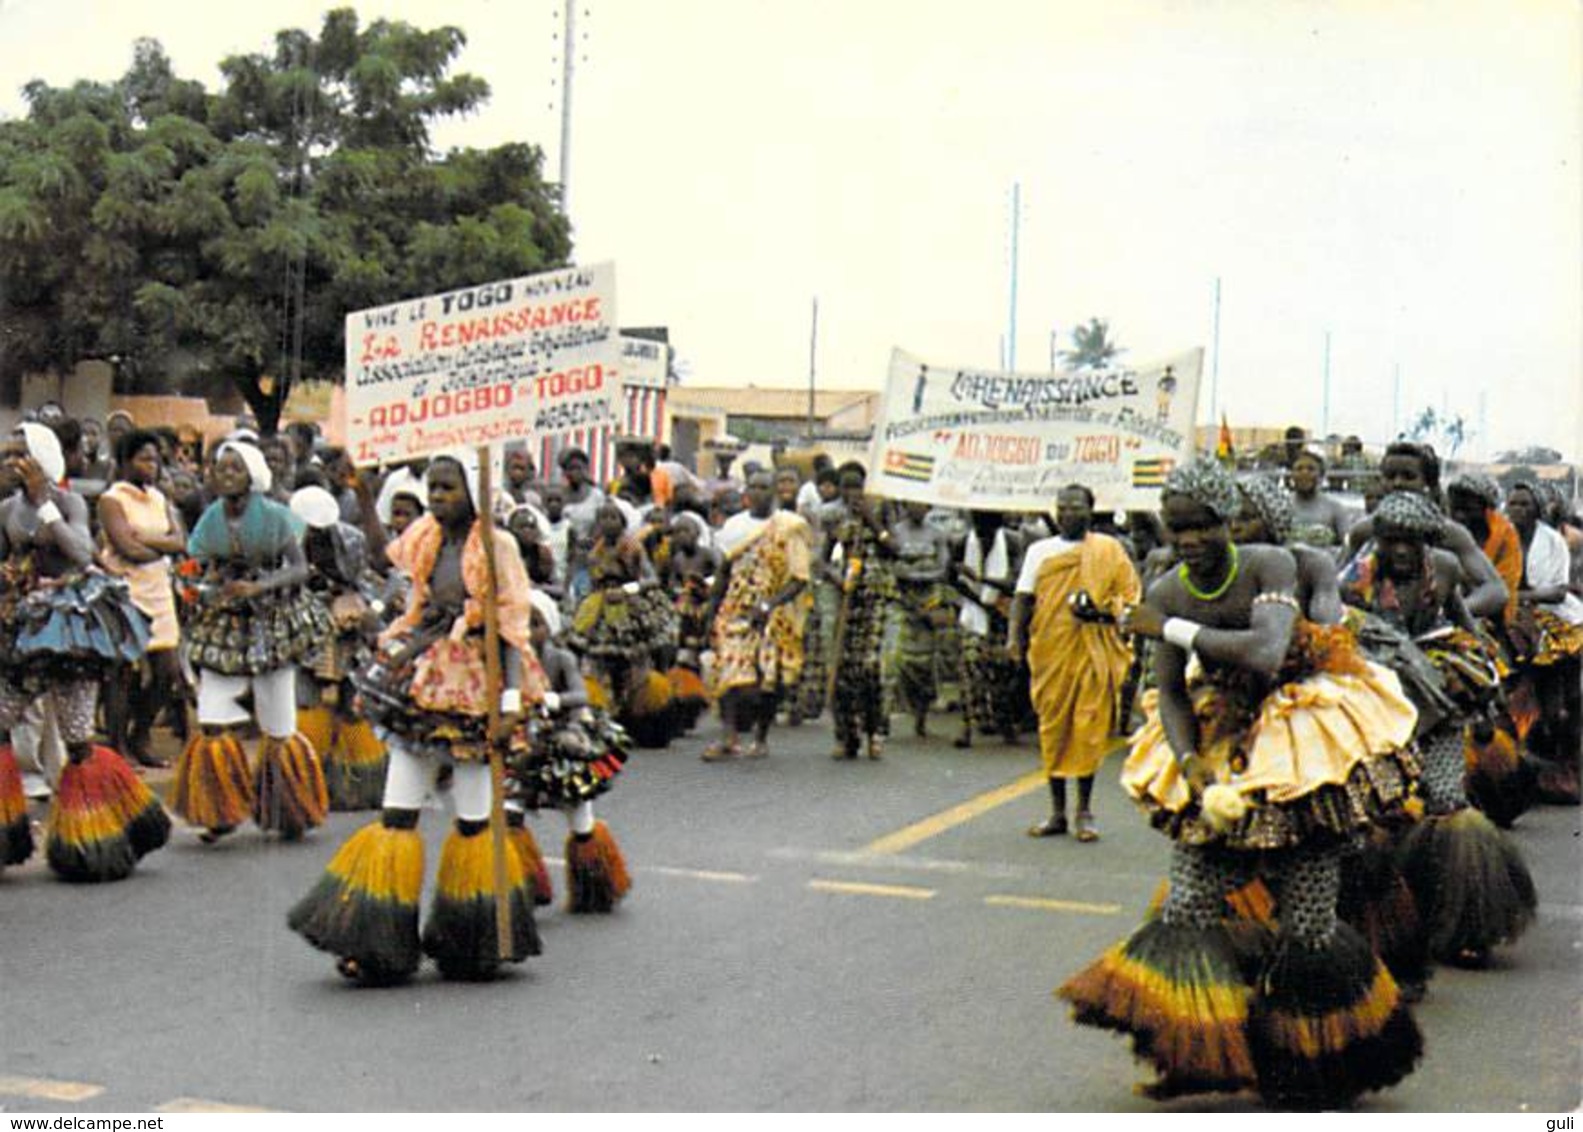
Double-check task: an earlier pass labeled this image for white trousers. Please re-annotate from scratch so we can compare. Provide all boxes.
[197,667,296,738]
[381,737,492,822]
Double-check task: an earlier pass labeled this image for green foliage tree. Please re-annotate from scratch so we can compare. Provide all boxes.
[1059,317,1123,371]
[0,8,572,432]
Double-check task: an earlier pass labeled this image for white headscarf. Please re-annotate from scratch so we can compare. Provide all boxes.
[17,423,66,485]
[216,440,272,493]
[290,485,340,530]
[528,588,562,636]
[375,466,426,526]
[671,509,715,551]
[429,448,482,515]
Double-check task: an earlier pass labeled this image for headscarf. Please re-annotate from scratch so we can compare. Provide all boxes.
[290,485,341,531]
[671,509,714,550]
[216,440,272,493]
[1448,473,1501,510]
[375,466,427,526]
[1237,475,1295,544]
[528,587,562,636]
[1163,460,1241,522]
[1373,491,1443,539]
[17,423,66,485]
[429,448,482,515]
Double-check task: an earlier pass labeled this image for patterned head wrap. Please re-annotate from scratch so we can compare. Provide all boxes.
[1163,460,1241,522]
[1447,472,1501,510]
[1373,490,1443,540]
[1237,475,1295,544]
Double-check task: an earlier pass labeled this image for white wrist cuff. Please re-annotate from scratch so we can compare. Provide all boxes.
[1162,617,1202,652]
[35,501,62,525]
[500,688,522,714]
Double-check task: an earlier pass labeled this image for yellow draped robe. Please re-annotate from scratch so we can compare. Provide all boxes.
[711,511,813,696]
[1027,534,1141,779]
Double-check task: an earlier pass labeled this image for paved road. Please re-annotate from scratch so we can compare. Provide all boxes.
[0,713,1578,1112]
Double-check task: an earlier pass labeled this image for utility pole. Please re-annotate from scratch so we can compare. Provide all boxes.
[1210,277,1221,426]
[1321,330,1332,439]
[1392,362,1401,440]
[1006,182,1020,371]
[807,297,818,441]
[558,3,577,213]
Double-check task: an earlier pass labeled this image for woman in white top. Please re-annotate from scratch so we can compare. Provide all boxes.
[1505,481,1583,777]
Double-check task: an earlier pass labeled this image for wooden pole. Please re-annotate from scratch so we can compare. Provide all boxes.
[476,446,513,960]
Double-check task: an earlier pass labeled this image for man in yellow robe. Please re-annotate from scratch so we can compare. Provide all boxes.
[1009,485,1140,841]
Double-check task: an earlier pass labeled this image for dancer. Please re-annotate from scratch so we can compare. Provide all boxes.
[1339,490,1536,966]
[290,451,543,983]
[172,440,332,843]
[1060,462,1422,1107]
[0,424,168,881]
[565,500,676,747]
[663,510,717,733]
[292,485,388,811]
[508,590,631,913]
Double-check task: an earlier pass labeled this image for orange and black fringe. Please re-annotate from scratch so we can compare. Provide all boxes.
[1464,727,1534,830]
[1057,919,1257,1099]
[324,719,388,812]
[1398,807,1537,962]
[565,820,632,914]
[506,813,554,906]
[1339,825,1430,991]
[621,671,677,748]
[172,733,253,830]
[0,744,33,867]
[45,747,170,883]
[1247,924,1423,1107]
[288,821,424,985]
[421,826,541,980]
[253,733,328,839]
[665,666,709,732]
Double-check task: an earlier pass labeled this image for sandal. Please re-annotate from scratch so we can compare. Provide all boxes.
[701,739,742,762]
[1074,811,1099,842]
[867,737,885,760]
[1028,814,1068,838]
[744,739,769,759]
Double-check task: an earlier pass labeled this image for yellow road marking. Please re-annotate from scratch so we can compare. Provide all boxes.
[0,1076,104,1102]
[809,878,936,900]
[984,894,1123,916]
[155,1098,276,1114]
[863,770,1047,855]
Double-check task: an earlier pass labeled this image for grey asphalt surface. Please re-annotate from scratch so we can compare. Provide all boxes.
[0,711,1578,1113]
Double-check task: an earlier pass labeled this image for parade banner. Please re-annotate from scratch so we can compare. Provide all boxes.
[343,262,619,466]
[868,346,1203,513]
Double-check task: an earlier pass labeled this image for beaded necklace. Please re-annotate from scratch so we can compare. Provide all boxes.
[1178,542,1240,602]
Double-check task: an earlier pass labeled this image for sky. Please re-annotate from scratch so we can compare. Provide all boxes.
[1,0,1579,461]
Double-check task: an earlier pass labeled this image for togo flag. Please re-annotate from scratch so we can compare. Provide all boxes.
[883,450,935,483]
[1131,457,1176,487]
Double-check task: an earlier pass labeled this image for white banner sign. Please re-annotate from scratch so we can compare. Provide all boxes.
[620,335,669,390]
[343,262,619,466]
[868,346,1203,513]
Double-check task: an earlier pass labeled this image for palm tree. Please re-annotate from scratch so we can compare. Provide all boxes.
[1060,317,1123,370]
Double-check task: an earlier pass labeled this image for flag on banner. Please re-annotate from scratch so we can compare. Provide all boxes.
[1131,457,1176,487]
[1216,413,1235,465]
[883,450,936,483]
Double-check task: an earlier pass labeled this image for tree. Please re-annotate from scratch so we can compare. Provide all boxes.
[0,9,572,432]
[1494,446,1562,465]
[1059,317,1123,371]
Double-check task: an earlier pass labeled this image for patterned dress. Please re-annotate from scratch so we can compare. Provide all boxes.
[828,515,895,752]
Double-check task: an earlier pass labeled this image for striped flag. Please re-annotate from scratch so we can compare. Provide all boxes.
[882,449,936,483]
[1131,457,1176,487]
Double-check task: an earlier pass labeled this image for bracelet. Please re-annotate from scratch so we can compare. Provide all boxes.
[35,500,62,526]
[1162,617,1202,652]
[500,688,522,714]
[1252,592,1302,613]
